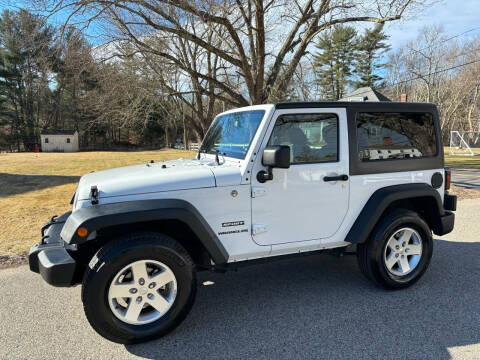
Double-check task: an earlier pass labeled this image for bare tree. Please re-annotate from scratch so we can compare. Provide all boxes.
[384,27,480,140]
[39,0,423,105]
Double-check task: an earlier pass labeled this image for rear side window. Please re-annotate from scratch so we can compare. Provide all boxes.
[356,112,437,161]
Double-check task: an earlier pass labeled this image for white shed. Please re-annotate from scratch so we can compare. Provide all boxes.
[40,130,79,152]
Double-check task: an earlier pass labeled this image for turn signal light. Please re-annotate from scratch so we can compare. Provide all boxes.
[445,169,451,190]
[77,227,88,237]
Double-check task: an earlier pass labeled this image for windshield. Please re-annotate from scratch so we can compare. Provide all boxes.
[200,110,265,159]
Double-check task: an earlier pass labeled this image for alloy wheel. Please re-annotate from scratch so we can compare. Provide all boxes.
[108,259,177,325]
[383,227,423,277]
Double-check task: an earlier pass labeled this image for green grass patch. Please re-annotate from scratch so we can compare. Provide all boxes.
[445,155,480,169]
[443,146,480,169]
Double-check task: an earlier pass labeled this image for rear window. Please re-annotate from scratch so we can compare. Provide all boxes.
[356,112,437,161]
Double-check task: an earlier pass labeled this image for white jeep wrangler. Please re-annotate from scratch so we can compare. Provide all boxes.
[29,102,456,344]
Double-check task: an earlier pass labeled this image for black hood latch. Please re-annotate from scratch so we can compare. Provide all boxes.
[90,185,99,205]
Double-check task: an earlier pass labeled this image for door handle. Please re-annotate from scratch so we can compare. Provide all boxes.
[323,174,349,182]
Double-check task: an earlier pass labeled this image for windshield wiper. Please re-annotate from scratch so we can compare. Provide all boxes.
[214,148,226,165]
[197,148,207,160]
[197,147,226,165]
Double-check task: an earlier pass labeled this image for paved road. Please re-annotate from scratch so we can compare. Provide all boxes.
[452,169,480,189]
[1,200,480,360]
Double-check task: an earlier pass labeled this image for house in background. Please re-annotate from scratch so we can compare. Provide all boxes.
[340,87,391,102]
[40,130,79,152]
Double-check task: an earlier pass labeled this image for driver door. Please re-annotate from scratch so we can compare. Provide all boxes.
[251,108,349,246]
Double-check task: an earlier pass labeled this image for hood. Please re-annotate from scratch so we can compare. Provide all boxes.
[76,158,242,200]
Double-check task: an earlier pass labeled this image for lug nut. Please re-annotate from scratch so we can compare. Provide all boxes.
[147,293,154,300]
[395,254,399,258]
[129,288,137,294]
[401,255,405,258]
[395,245,400,250]
[149,282,156,289]
[139,278,145,285]
[136,296,142,303]
[402,242,406,247]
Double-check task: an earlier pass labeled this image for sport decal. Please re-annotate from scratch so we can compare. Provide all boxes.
[221,221,245,227]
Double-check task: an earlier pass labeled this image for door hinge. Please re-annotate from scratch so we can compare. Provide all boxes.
[252,224,267,235]
[251,186,266,198]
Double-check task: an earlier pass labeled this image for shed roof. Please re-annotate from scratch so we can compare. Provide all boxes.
[40,130,77,135]
[339,87,391,102]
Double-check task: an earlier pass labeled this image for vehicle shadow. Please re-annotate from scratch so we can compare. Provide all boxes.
[0,173,80,197]
[126,238,480,360]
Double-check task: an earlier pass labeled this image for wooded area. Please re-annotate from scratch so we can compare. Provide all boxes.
[0,0,478,151]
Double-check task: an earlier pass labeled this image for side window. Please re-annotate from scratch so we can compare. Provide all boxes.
[268,113,338,164]
[357,112,437,161]
[66,138,71,143]
[44,138,49,143]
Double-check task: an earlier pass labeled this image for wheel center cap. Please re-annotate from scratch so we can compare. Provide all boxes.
[139,287,148,295]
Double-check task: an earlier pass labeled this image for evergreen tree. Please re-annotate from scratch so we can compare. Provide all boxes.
[53,26,98,132]
[354,24,390,89]
[313,25,357,100]
[0,9,56,150]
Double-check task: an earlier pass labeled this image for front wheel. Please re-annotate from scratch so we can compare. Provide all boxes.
[81,232,196,344]
[357,210,433,289]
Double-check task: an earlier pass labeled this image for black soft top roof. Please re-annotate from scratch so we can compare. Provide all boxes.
[275,101,437,112]
[274,101,443,175]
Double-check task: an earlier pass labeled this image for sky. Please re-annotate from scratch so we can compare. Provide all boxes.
[384,0,480,49]
[1,0,479,50]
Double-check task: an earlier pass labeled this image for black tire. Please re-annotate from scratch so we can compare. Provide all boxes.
[357,209,433,289]
[81,232,196,344]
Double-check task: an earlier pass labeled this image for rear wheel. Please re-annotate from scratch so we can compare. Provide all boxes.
[357,210,433,289]
[82,232,196,344]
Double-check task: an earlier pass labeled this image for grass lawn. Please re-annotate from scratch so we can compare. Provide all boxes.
[0,149,195,256]
[444,154,480,169]
[444,146,480,169]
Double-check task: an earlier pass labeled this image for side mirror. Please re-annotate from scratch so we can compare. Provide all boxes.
[262,145,291,168]
[257,146,290,183]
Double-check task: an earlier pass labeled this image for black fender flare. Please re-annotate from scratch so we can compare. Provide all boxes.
[60,199,228,264]
[345,183,448,244]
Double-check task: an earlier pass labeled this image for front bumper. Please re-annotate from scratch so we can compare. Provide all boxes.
[29,212,77,287]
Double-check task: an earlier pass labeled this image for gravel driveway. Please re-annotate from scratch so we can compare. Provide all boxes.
[1,199,479,360]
